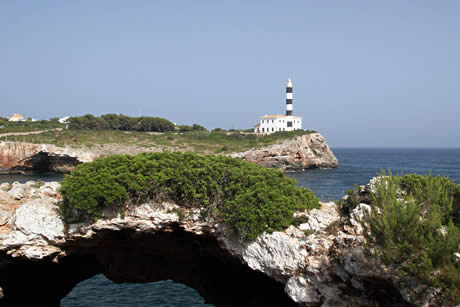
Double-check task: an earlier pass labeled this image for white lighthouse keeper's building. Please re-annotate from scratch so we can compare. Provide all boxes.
[254,78,302,134]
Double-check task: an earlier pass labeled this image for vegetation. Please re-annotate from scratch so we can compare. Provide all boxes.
[339,184,373,216]
[68,114,175,132]
[359,172,460,304]
[0,129,317,154]
[59,152,320,240]
[177,124,207,132]
[0,117,64,133]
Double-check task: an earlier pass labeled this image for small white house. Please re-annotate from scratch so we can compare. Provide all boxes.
[58,116,71,124]
[8,114,25,122]
[254,114,302,133]
[254,78,303,134]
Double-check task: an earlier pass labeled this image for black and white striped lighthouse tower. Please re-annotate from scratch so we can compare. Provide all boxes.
[286,78,293,116]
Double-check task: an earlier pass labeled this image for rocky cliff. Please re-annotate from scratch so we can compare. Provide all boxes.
[231,133,338,171]
[0,142,95,173]
[0,132,338,173]
[0,181,436,306]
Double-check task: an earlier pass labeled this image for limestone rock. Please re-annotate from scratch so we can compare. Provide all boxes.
[0,181,440,306]
[0,141,95,173]
[8,182,25,200]
[231,133,338,171]
[13,197,65,243]
[297,201,340,232]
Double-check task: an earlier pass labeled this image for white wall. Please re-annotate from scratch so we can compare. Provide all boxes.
[255,116,302,134]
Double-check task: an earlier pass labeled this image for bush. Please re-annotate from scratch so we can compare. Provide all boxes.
[60,152,320,240]
[339,184,373,215]
[177,124,208,133]
[363,172,460,304]
[68,114,175,132]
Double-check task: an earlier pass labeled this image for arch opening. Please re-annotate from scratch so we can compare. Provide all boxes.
[0,227,296,307]
[20,152,81,173]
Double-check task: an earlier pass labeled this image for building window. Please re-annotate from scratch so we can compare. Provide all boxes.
[272,127,274,132]
[287,121,293,127]
[262,128,264,132]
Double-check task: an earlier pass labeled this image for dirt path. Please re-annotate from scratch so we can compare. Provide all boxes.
[0,128,61,137]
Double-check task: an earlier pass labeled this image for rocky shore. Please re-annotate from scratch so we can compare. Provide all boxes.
[0,180,436,306]
[231,133,338,171]
[0,133,338,173]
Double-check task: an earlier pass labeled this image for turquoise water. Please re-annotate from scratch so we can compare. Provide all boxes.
[1,148,459,306]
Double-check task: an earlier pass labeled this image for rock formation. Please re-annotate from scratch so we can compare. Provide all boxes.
[0,181,437,306]
[0,132,338,174]
[0,142,94,173]
[231,133,338,171]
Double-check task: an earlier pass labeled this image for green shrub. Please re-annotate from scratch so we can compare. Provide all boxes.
[68,114,175,132]
[363,172,460,304]
[59,152,320,240]
[338,184,374,216]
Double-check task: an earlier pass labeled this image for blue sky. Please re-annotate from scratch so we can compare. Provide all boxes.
[1,1,459,147]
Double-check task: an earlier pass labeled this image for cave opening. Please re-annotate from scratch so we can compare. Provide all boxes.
[0,227,296,307]
[22,152,81,173]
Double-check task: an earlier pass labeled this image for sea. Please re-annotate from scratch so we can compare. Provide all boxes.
[1,148,459,306]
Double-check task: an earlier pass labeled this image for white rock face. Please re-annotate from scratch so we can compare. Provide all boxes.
[14,198,65,242]
[8,182,25,200]
[243,232,308,281]
[297,201,339,232]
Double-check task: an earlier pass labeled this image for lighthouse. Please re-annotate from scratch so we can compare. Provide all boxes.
[286,78,293,116]
[253,78,303,134]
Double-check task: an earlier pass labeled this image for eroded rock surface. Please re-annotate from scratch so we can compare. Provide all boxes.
[0,142,93,173]
[231,133,339,171]
[0,181,437,307]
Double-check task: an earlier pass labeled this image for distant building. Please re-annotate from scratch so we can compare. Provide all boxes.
[8,114,25,122]
[254,78,302,134]
[58,116,71,124]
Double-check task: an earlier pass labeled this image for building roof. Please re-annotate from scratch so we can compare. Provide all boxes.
[8,114,24,121]
[259,114,302,119]
[253,123,260,128]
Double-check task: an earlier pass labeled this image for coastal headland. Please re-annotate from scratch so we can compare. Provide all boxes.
[0,131,338,173]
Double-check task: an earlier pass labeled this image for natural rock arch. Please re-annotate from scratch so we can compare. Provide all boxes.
[19,152,81,173]
[0,226,296,307]
[1,181,430,307]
